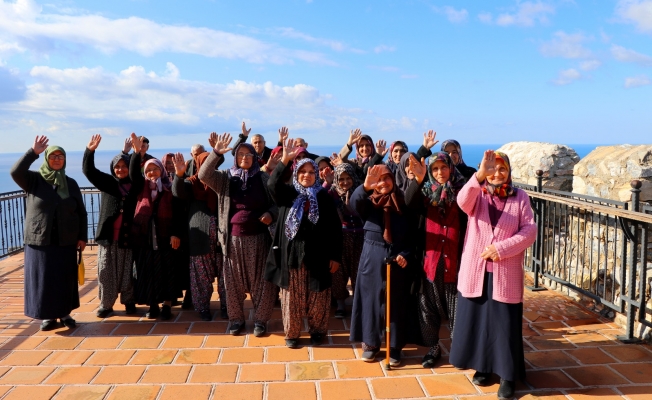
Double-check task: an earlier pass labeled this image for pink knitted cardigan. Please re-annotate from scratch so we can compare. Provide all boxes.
[457,173,537,304]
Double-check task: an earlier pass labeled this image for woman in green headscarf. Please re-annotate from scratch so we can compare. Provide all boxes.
[10,136,88,331]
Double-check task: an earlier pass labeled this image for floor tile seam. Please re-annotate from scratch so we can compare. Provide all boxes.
[603,362,643,384]
[47,365,103,385]
[364,377,377,400]
[561,346,618,365]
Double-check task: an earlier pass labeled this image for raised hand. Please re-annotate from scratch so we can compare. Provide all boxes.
[376,139,388,157]
[208,132,218,149]
[87,134,102,151]
[278,126,289,144]
[172,152,187,177]
[408,154,427,184]
[130,133,143,153]
[242,121,252,137]
[422,130,438,149]
[330,152,343,167]
[122,137,133,154]
[264,151,282,172]
[321,166,334,185]
[363,165,384,191]
[32,135,49,155]
[281,137,301,165]
[213,133,233,155]
[476,150,496,183]
[347,128,362,146]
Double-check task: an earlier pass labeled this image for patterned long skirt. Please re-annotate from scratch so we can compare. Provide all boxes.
[417,257,457,357]
[97,243,135,309]
[331,230,364,301]
[225,233,277,325]
[280,265,331,339]
[189,216,226,313]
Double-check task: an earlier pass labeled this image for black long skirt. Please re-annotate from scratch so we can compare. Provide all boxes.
[449,272,525,382]
[133,248,176,305]
[24,244,80,320]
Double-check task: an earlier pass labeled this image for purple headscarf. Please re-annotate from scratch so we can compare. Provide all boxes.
[230,143,261,190]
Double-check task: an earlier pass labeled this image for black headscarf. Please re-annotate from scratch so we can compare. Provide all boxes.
[394,151,416,194]
[110,153,132,195]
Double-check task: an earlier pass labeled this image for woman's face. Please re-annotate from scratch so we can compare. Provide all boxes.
[444,144,461,165]
[376,173,394,195]
[430,160,451,185]
[113,160,129,179]
[337,171,353,191]
[391,144,406,164]
[358,139,373,158]
[486,160,509,186]
[297,163,316,188]
[404,166,415,180]
[47,150,65,171]
[164,157,175,175]
[236,148,254,169]
[144,164,161,182]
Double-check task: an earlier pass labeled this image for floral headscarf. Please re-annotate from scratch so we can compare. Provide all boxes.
[110,152,132,196]
[230,143,261,190]
[332,163,360,195]
[441,139,467,168]
[142,158,172,200]
[355,135,376,166]
[386,141,408,174]
[39,145,69,199]
[483,151,516,198]
[285,158,322,240]
[422,152,466,213]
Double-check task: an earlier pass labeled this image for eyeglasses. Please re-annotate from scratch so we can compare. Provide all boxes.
[236,153,255,159]
[48,155,65,160]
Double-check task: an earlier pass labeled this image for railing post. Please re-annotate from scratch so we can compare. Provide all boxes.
[527,170,547,291]
[617,180,642,343]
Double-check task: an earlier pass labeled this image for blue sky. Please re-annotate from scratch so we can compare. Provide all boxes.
[0,0,650,152]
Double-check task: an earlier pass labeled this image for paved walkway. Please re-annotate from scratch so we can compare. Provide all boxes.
[0,249,651,400]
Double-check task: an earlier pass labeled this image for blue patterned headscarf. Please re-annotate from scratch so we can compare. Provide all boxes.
[230,143,261,190]
[285,158,322,240]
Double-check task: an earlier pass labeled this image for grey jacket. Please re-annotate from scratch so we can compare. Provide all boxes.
[10,149,88,247]
[198,151,277,252]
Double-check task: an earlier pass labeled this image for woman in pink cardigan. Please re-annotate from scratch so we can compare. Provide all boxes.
[448,150,536,400]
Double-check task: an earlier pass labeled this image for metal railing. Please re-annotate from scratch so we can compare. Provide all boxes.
[0,188,101,259]
[519,171,652,342]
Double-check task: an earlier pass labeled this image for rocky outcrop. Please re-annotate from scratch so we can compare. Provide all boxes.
[573,145,652,203]
[496,142,580,191]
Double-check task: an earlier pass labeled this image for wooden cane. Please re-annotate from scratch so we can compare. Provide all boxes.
[384,256,392,370]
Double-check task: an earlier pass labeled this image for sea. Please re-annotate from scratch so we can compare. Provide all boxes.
[0,144,599,193]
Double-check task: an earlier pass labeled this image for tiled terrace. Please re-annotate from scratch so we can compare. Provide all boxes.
[0,249,651,400]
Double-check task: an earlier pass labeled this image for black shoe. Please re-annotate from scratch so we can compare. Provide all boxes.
[421,353,441,368]
[285,338,298,348]
[389,348,402,367]
[181,293,193,310]
[96,307,113,318]
[472,371,492,386]
[361,348,380,362]
[497,379,515,400]
[160,305,172,320]
[220,305,228,320]
[334,309,346,319]
[229,322,243,335]
[146,305,160,319]
[199,310,212,321]
[125,303,137,315]
[40,319,58,331]
[61,317,76,329]
[310,333,323,346]
[253,324,266,337]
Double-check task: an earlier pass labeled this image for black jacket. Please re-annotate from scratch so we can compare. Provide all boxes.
[265,161,342,292]
[11,148,88,247]
[82,149,138,248]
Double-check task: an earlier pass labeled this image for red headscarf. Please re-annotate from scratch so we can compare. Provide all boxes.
[187,152,219,214]
[368,165,403,244]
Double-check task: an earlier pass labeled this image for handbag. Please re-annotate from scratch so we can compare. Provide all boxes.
[77,249,85,285]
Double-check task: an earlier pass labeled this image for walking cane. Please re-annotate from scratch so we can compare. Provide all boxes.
[384,256,394,370]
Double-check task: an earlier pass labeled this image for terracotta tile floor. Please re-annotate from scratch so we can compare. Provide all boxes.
[0,248,651,399]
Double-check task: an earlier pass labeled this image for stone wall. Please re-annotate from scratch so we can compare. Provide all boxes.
[496,141,580,191]
[573,144,652,203]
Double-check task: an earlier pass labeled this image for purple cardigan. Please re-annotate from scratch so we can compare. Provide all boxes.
[457,173,537,304]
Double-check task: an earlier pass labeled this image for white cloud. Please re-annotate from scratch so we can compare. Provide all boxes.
[611,45,652,66]
[615,0,652,32]
[374,45,396,54]
[540,31,592,59]
[579,60,601,71]
[274,27,364,54]
[484,1,555,27]
[624,74,651,88]
[552,68,582,85]
[0,0,334,65]
[433,6,468,23]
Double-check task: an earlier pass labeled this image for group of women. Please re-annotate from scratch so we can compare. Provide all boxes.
[12,125,536,400]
